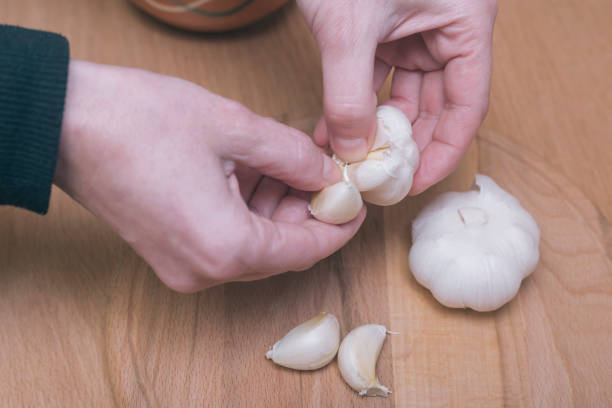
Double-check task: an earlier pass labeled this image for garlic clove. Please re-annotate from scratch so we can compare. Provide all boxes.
[266,312,341,370]
[370,118,391,151]
[365,149,387,161]
[309,161,363,224]
[309,180,363,224]
[337,324,392,397]
[356,106,419,206]
[347,159,389,192]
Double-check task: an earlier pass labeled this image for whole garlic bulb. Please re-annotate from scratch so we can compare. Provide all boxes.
[310,106,419,224]
[265,312,341,370]
[409,174,540,312]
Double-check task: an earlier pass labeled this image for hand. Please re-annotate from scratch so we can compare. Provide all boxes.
[55,60,365,292]
[298,0,497,193]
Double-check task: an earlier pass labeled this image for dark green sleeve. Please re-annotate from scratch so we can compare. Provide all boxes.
[0,25,69,214]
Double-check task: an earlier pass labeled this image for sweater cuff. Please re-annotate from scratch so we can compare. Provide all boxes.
[0,25,70,214]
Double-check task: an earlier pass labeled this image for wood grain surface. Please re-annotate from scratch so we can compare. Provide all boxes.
[1,0,611,406]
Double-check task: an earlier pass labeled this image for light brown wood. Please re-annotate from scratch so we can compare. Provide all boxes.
[1,0,611,406]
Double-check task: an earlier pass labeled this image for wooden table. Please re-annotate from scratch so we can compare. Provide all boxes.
[1,0,611,406]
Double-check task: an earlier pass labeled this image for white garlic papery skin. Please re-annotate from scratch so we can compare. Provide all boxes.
[266,312,341,370]
[409,174,540,312]
[349,105,419,206]
[309,161,363,225]
[337,324,392,397]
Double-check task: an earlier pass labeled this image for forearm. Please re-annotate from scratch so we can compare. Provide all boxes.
[0,25,69,214]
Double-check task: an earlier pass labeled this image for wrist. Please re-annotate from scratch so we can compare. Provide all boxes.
[54,60,110,206]
[54,59,87,198]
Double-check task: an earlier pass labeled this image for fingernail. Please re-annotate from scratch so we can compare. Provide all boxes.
[331,137,368,162]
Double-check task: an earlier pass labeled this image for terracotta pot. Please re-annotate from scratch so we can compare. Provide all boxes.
[130,0,289,32]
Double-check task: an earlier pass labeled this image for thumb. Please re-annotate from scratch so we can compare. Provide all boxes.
[320,38,378,162]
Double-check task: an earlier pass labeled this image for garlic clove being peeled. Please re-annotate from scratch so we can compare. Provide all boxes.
[266,312,341,370]
[309,106,419,224]
[409,174,540,312]
[337,324,392,397]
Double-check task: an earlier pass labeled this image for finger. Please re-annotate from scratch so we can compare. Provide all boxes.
[410,51,492,194]
[249,177,288,218]
[272,195,312,224]
[218,108,342,192]
[373,57,392,93]
[287,188,310,201]
[376,34,442,72]
[409,141,464,194]
[313,57,389,153]
[411,70,445,151]
[243,207,366,276]
[313,117,328,147]
[226,173,242,202]
[233,164,261,202]
[319,37,378,162]
[384,68,423,123]
[433,52,491,148]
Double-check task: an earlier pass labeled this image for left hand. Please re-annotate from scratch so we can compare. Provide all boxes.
[55,60,365,292]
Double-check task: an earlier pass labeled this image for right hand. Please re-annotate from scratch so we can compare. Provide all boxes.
[55,60,365,292]
[298,0,497,193]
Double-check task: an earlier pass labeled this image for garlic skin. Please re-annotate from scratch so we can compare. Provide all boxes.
[349,105,419,206]
[409,174,540,312]
[266,312,340,370]
[337,324,392,397]
[309,105,419,224]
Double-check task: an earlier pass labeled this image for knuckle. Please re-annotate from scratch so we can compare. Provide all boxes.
[231,103,257,131]
[154,267,205,294]
[219,98,252,118]
[325,102,370,129]
[215,100,258,150]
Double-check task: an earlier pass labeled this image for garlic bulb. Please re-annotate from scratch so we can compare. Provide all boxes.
[310,106,419,224]
[409,174,540,312]
[348,105,419,206]
[265,312,340,370]
[337,324,392,397]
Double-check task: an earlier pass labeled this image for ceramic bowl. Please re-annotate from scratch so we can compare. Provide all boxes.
[130,0,289,32]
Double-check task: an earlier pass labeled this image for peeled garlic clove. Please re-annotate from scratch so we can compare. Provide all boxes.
[337,324,392,397]
[309,166,363,224]
[409,174,540,312]
[266,312,340,370]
